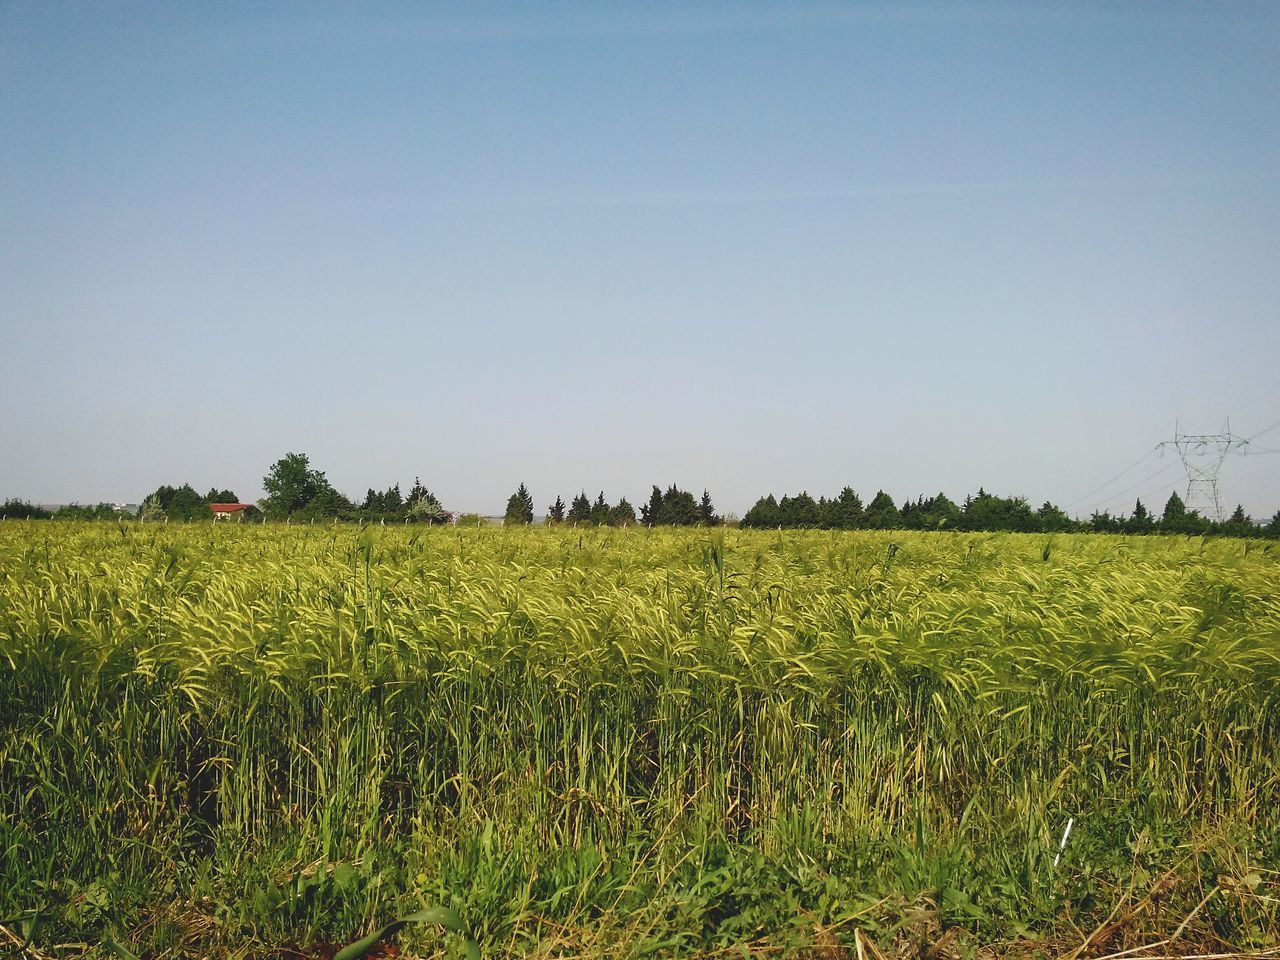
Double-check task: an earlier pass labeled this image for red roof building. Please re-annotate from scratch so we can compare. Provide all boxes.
[210,503,254,519]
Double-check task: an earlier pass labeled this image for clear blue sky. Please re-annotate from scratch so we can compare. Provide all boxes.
[3,2,1278,519]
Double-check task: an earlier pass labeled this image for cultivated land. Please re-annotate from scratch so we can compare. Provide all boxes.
[1,523,1278,958]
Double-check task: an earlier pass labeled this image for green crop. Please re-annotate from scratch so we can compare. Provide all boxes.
[0,522,1277,957]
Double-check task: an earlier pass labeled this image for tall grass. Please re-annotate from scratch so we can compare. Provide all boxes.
[1,523,1278,956]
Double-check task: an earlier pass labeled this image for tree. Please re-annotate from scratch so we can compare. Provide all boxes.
[406,479,447,523]
[567,491,592,524]
[505,483,534,525]
[698,490,720,526]
[1158,491,1212,535]
[547,496,566,524]
[1265,510,1280,539]
[205,488,238,504]
[1125,498,1155,534]
[609,498,636,526]
[959,488,990,531]
[142,483,210,521]
[293,485,353,520]
[590,492,610,525]
[1161,491,1187,530]
[403,478,447,523]
[827,487,865,529]
[1090,510,1121,533]
[865,490,898,529]
[659,485,700,525]
[640,486,664,526]
[383,484,403,514]
[778,492,820,528]
[1222,504,1253,538]
[362,485,406,517]
[921,492,962,530]
[263,453,333,518]
[53,503,120,520]
[406,477,432,507]
[406,494,446,523]
[900,492,962,531]
[1036,501,1074,532]
[0,499,51,519]
[741,494,781,528]
[960,488,1038,532]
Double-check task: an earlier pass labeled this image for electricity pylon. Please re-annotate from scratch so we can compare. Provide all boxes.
[1157,420,1249,522]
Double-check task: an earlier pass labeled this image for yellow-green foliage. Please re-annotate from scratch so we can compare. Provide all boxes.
[1,523,1278,956]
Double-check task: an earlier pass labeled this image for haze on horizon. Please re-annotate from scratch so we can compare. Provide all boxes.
[2,2,1278,520]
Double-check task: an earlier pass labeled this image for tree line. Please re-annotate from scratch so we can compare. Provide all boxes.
[740,487,1280,538]
[254,453,450,522]
[3,449,1279,538]
[0,453,451,525]
[524,484,719,527]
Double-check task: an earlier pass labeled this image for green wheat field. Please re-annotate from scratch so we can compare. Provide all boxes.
[1,522,1278,958]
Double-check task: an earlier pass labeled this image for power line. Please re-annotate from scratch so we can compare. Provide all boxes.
[1063,418,1271,517]
[1246,419,1280,443]
[1063,448,1157,509]
[1157,419,1250,523]
[1084,461,1182,515]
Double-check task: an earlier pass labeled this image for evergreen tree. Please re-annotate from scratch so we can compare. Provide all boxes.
[960,488,1037,532]
[567,491,592,524]
[1126,498,1155,534]
[698,490,719,526]
[660,485,700,525]
[1222,504,1253,538]
[504,483,534,525]
[383,484,403,514]
[547,496,566,524]
[293,485,354,520]
[406,477,431,506]
[590,492,610,525]
[778,492,820,528]
[1090,510,1121,533]
[637,484,700,525]
[829,487,865,529]
[640,486,664,526]
[1008,496,1039,532]
[1036,501,1073,532]
[609,498,636,526]
[817,495,835,528]
[142,483,211,521]
[920,492,962,530]
[1265,510,1280,539]
[959,488,989,531]
[741,494,781,528]
[865,490,898,529]
[1161,491,1187,530]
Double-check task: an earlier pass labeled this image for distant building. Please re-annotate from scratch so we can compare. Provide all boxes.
[210,503,255,520]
